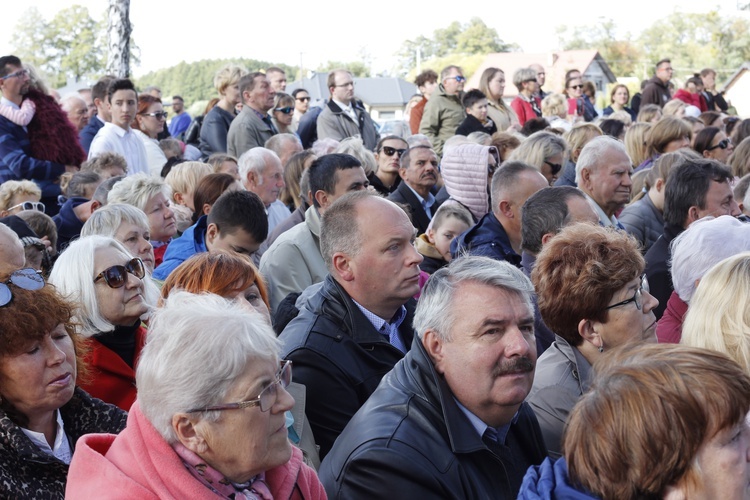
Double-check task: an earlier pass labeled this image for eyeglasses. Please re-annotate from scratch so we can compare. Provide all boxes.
[140,111,168,120]
[569,84,584,90]
[187,360,292,413]
[447,75,466,83]
[93,258,145,288]
[296,97,310,102]
[381,146,406,158]
[604,274,649,311]
[0,268,44,307]
[274,107,294,114]
[335,81,355,88]
[524,78,538,83]
[544,160,563,176]
[7,201,45,213]
[707,138,731,151]
[1,68,29,81]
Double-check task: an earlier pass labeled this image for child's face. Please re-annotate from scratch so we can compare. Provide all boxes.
[467,98,489,123]
[427,216,471,262]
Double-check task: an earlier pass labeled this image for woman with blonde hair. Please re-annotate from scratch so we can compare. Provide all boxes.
[636,115,692,171]
[0,179,43,216]
[478,67,518,130]
[199,64,248,158]
[662,99,687,117]
[730,136,750,178]
[164,161,212,233]
[271,92,296,134]
[681,252,750,374]
[507,131,567,185]
[624,122,651,168]
[555,123,602,186]
[636,103,662,123]
[541,93,570,132]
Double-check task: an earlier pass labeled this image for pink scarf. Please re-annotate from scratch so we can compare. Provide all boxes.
[172,443,274,500]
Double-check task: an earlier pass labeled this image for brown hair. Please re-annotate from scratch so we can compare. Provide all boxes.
[0,285,89,423]
[630,150,689,203]
[531,223,644,345]
[280,150,316,209]
[490,132,521,160]
[645,116,692,157]
[609,83,630,104]
[160,252,269,310]
[191,173,238,223]
[565,343,750,499]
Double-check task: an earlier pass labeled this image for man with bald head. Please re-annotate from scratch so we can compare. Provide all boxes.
[0,221,26,278]
[452,161,548,267]
[529,63,547,100]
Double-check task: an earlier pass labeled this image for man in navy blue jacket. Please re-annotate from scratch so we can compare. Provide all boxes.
[79,76,114,154]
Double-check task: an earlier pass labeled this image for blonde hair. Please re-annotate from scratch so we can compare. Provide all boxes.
[682,252,750,374]
[636,104,662,123]
[541,93,567,118]
[730,136,750,178]
[0,180,42,211]
[609,110,632,127]
[214,64,248,94]
[562,123,602,163]
[624,122,651,167]
[663,99,687,117]
[164,161,212,205]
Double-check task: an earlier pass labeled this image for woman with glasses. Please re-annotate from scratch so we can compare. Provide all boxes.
[0,274,127,498]
[510,67,542,127]
[66,292,325,498]
[507,130,567,185]
[527,223,658,457]
[132,94,169,177]
[0,179,43,217]
[564,75,591,123]
[271,92,296,134]
[695,126,734,164]
[49,236,158,411]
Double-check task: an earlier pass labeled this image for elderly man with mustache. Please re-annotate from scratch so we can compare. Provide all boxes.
[388,145,440,235]
[319,256,547,498]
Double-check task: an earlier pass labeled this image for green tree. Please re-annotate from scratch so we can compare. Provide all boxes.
[316,61,369,78]
[557,18,641,77]
[48,6,103,82]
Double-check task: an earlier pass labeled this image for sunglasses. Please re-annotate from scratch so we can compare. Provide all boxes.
[140,111,168,120]
[0,268,44,307]
[1,68,29,81]
[296,97,311,102]
[7,201,45,213]
[569,84,584,90]
[274,107,294,114]
[707,138,731,151]
[381,146,407,157]
[448,75,466,83]
[187,360,292,413]
[544,160,563,176]
[94,258,145,288]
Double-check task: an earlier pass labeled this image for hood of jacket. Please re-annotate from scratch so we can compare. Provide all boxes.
[439,142,492,220]
[518,457,598,499]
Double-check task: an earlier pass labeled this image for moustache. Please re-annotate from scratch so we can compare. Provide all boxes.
[492,357,534,377]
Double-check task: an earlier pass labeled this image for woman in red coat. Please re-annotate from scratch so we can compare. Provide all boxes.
[510,67,542,127]
[672,75,708,112]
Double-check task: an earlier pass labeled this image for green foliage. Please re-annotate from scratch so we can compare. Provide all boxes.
[558,10,750,81]
[316,61,370,78]
[396,18,517,76]
[135,59,297,108]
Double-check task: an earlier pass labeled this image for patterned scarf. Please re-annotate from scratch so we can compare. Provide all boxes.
[173,443,274,500]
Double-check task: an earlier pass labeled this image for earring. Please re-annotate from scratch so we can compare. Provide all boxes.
[598,345,604,353]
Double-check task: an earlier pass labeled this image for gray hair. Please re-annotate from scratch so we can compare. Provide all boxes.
[136,291,280,443]
[66,171,102,199]
[265,133,302,157]
[513,67,537,92]
[336,137,377,176]
[670,215,750,302]
[81,203,150,239]
[237,147,280,184]
[414,256,534,341]
[60,93,86,113]
[575,135,631,185]
[93,176,124,206]
[320,190,376,270]
[107,173,171,211]
[508,131,567,174]
[466,131,492,146]
[407,134,432,148]
[48,235,156,337]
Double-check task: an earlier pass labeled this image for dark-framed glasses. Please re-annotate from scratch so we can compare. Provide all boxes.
[140,111,168,120]
[569,84,584,90]
[296,96,311,102]
[1,68,29,81]
[604,274,649,311]
[544,160,563,176]
[187,360,292,413]
[93,258,145,289]
[707,138,731,151]
[274,106,294,114]
[381,146,406,157]
[0,268,44,307]
[7,201,45,213]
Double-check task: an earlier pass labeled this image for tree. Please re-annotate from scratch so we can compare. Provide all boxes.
[106,0,132,78]
[557,18,641,77]
[316,61,369,78]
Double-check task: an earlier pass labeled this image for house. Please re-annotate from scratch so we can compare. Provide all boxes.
[287,72,417,121]
[720,63,748,117]
[466,50,617,99]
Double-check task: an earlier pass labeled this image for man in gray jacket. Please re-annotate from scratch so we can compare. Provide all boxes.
[316,70,379,150]
[227,72,277,158]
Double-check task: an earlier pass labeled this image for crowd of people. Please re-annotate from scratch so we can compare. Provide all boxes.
[0,51,749,499]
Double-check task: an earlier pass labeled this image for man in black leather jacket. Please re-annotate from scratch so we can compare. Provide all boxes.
[320,256,547,498]
[279,191,421,458]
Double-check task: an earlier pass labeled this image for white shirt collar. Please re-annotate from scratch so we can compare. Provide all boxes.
[20,410,72,464]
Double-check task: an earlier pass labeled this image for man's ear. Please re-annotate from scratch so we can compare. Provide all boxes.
[686,205,701,226]
[422,329,446,373]
[205,223,219,248]
[89,200,101,215]
[245,171,258,189]
[314,190,329,210]
[654,177,665,193]
[332,251,353,281]
[172,413,209,455]
[579,167,592,190]
[398,167,408,181]
[498,199,513,219]
[540,232,556,247]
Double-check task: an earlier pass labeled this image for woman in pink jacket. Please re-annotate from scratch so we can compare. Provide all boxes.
[66,291,326,499]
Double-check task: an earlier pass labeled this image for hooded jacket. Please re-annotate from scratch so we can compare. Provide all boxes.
[518,457,597,499]
[419,84,465,156]
[439,141,493,221]
[65,401,325,499]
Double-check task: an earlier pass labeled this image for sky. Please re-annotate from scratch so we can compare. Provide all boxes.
[0,0,744,78]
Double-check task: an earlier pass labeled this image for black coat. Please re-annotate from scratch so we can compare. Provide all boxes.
[388,181,435,235]
[645,223,684,320]
[279,275,416,459]
[0,388,126,498]
[320,336,547,499]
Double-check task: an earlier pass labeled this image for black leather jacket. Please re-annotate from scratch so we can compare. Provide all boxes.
[320,336,547,498]
[279,274,415,459]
